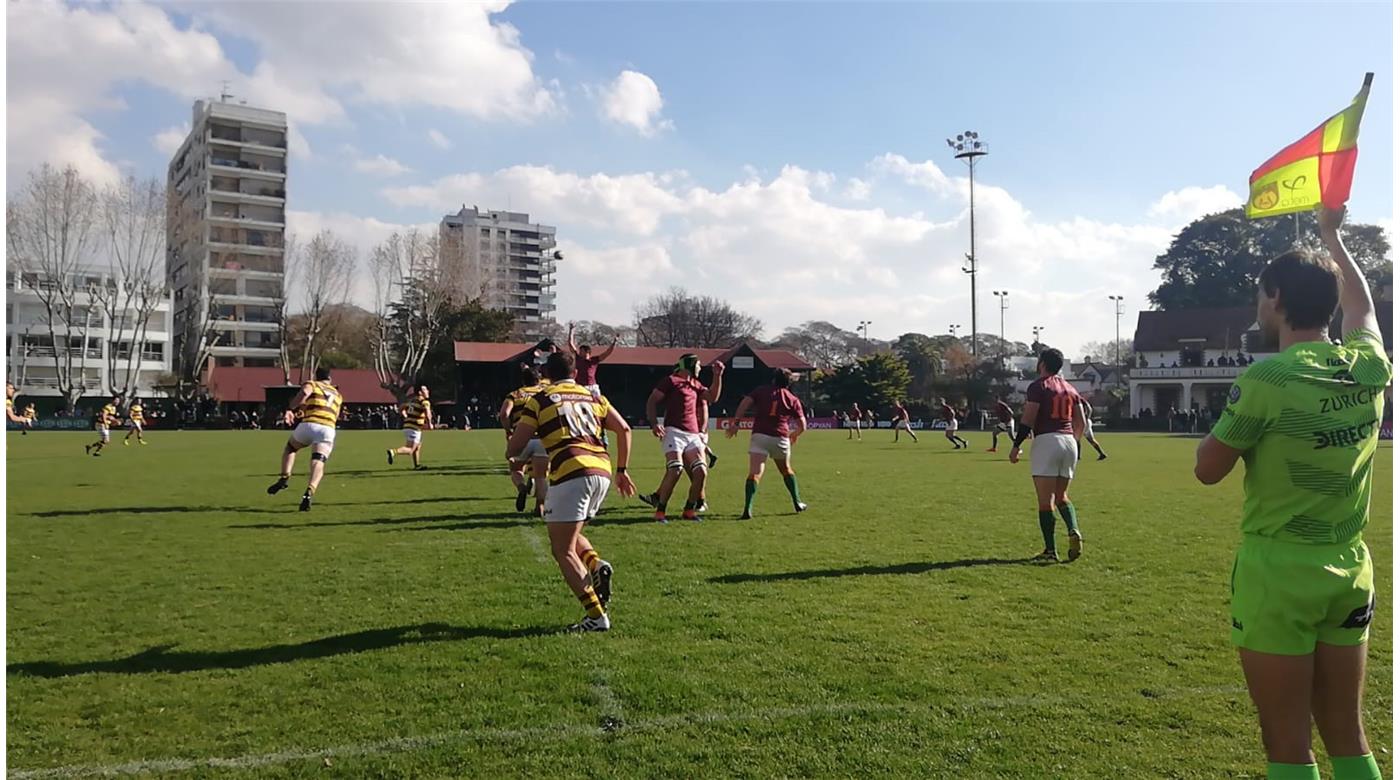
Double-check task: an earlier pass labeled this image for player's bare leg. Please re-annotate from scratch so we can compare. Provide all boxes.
[548,520,607,630]
[741,453,766,519]
[1239,649,1317,767]
[268,442,300,495]
[573,531,613,607]
[411,443,423,469]
[510,460,531,511]
[649,457,684,522]
[988,430,1000,452]
[1086,431,1107,460]
[301,444,331,511]
[681,448,706,521]
[531,456,549,517]
[906,423,918,443]
[1311,641,1376,774]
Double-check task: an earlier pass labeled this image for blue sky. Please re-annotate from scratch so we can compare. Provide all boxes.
[7,1,1393,352]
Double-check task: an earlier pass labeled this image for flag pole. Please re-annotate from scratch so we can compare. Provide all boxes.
[1294,213,1301,246]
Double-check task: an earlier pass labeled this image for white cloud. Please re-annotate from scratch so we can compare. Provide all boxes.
[5,1,552,185]
[152,122,191,156]
[352,153,413,177]
[426,129,453,150]
[844,178,872,201]
[598,70,673,137]
[1148,185,1242,222]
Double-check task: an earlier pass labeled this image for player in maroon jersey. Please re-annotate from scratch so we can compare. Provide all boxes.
[1077,396,1108,461]
[726,368,809,519]
[1009,348,1087,562]
[846,401,862,440]
[988,398,1016,452]
[891,400,918,443]
[566,323,618,398]
[938,398,969,449]
[639,354,724,522]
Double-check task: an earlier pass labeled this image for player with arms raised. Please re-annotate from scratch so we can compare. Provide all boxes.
[1195,207,1389,780]
[726,368,808,519]
[387,385,434,470]
[507,351,635,632]
[988,397,1016,452]
[267,366,341,511]
[1009,349,1087,562]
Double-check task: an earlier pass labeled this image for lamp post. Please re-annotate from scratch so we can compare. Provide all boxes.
[992,290,1009,366]
[1032,325,1045,351]
[949,324,961,340]
[1109,295,1125,382]
[858,320,872,341]
[947,130,988,357]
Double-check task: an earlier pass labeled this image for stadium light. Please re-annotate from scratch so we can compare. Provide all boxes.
[1032,325,1045,348]
[992,291,1009,366]
[1109,295,1126,381]
[858,320,872,341]
[947,129,989,361]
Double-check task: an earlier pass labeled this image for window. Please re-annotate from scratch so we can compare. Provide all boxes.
[141,342,164,361]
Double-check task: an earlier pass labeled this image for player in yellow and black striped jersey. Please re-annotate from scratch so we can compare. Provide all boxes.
[85,395,122,456]
[507,351,636,633]
[123,399,148,446]
[498,364,552,515]
[267,366,343,511]
[387,385,434,470]
[6,383,33,435]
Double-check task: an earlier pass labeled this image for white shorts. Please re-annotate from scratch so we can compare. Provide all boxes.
[944,420,958,433]
[291,422,337,451]
[583,384,601,400]
[98,427,110,441]
[662,427,706,457]
[520,438,547,461]
[749,432,792,462]
[403,428,422,446]
[544,474,611,523]
[1083,418,1096,439]
[995,422,1012,433]
[894,420,913,431]
[128,421,143,431]
[1030,432,1078,479]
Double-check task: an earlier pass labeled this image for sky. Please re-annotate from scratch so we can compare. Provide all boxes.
[5,0,1394,356]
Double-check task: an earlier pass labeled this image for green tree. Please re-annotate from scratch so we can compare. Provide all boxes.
[892,332,942,407]
[1149,208,1390,310]
[417,300,516,400]
[815,352,911,411]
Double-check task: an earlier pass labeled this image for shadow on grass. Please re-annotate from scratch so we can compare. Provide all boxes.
[28,505,282,518]
[231,510,518,530]
[309,464,510,479]
[709,557,1031,584]
[7,623,557,678]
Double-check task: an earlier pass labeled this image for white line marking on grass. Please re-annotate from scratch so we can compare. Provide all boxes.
[10,685,1245,778]
[517,523,549,563]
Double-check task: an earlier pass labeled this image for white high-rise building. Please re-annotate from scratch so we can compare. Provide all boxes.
[440,206,559,338]
[166,98,288,372]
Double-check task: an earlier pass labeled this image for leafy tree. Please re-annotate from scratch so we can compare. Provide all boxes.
[892,332,942,406]
[417,300,516,400]
[1149,208,1390,310]
[815,352,911,411]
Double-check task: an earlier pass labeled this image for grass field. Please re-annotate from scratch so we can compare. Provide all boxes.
[5,428,1392,778]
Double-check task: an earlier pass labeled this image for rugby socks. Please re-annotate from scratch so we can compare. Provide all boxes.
[1266,763,1319,780]
[1056,502,1080,535]
[744,478,758,515]
[578,586,606,619]
[782,473,802,506]
[1332,754,1382,780]
[1038,510,1057,551]
[580,548,601,573]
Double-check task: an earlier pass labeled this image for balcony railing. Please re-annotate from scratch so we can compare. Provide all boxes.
[1130,366,1247,380]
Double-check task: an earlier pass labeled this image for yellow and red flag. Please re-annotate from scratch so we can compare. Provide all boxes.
[1246,73,1372,219]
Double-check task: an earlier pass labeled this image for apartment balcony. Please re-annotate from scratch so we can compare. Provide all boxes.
[208,160,286,181]
[208,265,284,281]
[208,213,286,231]
[1129,366,1246,381]
[208,134,288,157]
[210,188,286,206]
[212,319,281,333]
[208,240,283,257]
[209,345,281,357]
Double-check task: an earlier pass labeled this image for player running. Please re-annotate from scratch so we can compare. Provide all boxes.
[6,383,33,434]
[726,368,808,519]
[639,354,724,522]
[1077,397,1107,461]
[123,398,148,446]
[846,402,862,440]
[499,365,552,515]
[266,367,342,511]
[85,395,121,456]
[1009,349,1087,562]
[938,397,970,449]
[506,350,635,632]
[892,400,918,443]
[988,397,1016,452]
[23,402,37,433]
[387,385,434,470]
[1194,207,1389,780]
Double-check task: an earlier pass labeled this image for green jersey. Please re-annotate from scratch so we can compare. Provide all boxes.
[1212,328,1391,545]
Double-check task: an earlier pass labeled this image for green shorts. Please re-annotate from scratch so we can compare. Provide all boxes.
[1231,536,1375,655]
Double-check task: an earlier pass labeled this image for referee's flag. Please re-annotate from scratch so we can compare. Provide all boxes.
[1246,73,1373,219]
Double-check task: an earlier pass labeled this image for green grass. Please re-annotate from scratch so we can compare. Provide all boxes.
[5,429,1391,778]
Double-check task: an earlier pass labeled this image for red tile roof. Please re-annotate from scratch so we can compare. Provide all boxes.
[204,367,397,404]
[453,340,813,371]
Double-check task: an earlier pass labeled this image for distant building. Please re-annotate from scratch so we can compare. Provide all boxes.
[6,267,173,398]
[440,206,558,339]
[166,98,288,372]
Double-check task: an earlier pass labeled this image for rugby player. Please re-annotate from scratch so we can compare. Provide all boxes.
[892,400,918,443]
[123,398,147,446]
[1077,397,1108,460]
[499,365,552,515]
[388,385,434,470]
[938,397,970,449]
[1194,206,1388,780]
[506,350,635,632]
[726,368,808,519]
[566,323,618,398]
[267,367,342,511]
[6,383,33,434]
[85,395,121,456]
[1009,349,1087,562]
[988,397,1016,452]
[847,402,862,440]
[639,354,724,522]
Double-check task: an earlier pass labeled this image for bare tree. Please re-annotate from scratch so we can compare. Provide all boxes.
[6,164,102,412]
[633,287,762,348]
[91,176,169,398]
[370,228,452,401]
[294,230,354,382]
[181,287,222,398]
[568,319,637,348]
[274,233,299,385]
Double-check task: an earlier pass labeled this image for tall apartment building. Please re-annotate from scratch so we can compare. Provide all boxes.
[440,206,559,338]
[166,98,288,372]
